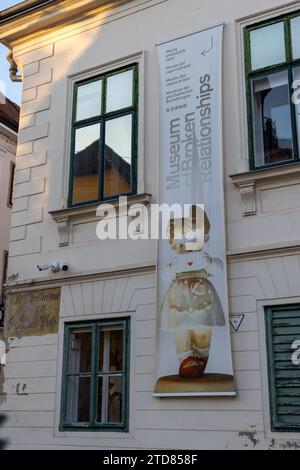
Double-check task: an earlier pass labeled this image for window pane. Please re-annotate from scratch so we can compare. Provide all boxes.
[291,16,300,60]
[109,329,123,372]
[76,80,102,122]
[106,69,133,113]
[108,376,123,423]
[97,376,103,422]
[293,66,300,156]
[99,327,123,372]
[72,123,100,205]
[68,329,92,373]
[66,376,90,424]
[98,329,104,372]
[250,22,285,71]
[104,115,132,198]
[8,163,15,207]
[251,70,294,166]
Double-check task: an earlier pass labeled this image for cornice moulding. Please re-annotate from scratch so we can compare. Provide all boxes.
[5,262,156,293]
[230,163,300,217]
[0,122,18,143]
[49,193,152,247]
[227,241,300,262]
[0,0,133,47]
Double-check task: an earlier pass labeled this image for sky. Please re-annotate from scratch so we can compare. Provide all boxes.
[0,1,23,104]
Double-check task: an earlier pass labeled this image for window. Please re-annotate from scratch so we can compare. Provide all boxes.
[265,305,300,432]
[60,318,130,431]
[245,13,300,169]
[0,251,8,327]
[1,250,8,298]
[69,65,138,207]
[7,162,15,207]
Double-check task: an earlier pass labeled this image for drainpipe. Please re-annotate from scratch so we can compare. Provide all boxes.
[6,51,22,82]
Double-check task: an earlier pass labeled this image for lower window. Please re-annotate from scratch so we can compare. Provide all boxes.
[60,318,130,431]
[265,305,300,432]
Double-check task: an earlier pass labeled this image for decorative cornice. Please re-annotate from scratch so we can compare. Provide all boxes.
[0,0,134,47]
[5,262,156,293]
[230,162,300,217]
[0,1,56,24]
[239,181,256,217]
[55,217,69,247]
[0,130,17,154]
[49,193,152,247]
[230,162,300,185]
[227,241,300,262]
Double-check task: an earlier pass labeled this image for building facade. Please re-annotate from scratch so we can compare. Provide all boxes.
[0,97,19,330]
[0,0,300,449]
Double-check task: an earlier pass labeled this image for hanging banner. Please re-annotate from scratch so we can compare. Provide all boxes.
[154,24,235,396]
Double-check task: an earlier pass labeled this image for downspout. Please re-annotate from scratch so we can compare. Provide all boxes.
[6,51,22,82]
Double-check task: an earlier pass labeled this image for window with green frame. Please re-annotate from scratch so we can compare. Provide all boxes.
[60,318,130,431]
[69,64,138,207]
[265,305,300,432]
[245,12,300,169]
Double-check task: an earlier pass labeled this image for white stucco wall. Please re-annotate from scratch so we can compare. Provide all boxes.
[0,123,16,305]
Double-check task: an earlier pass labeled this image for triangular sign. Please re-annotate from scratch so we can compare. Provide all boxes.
[229,314,244,332]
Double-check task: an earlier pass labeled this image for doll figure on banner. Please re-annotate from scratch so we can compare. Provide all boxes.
[160,131,225,380]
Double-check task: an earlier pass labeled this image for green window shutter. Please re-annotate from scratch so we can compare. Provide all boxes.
[265,305,300,432]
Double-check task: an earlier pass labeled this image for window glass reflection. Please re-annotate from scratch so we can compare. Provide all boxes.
[68,329,92,373]
[291,16,300,60]
[66,376,90,424]
[97,376,103,423]
[72,123,100,204]
[250,22,285,70]
[104,115,132,198]
[106,70,133,113]
[251,70,294,166]
[76,80,102,122]
[293,66,300,157]
[109,329,123,372]
[108,376,123,423]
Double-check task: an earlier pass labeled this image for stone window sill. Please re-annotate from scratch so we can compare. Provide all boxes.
[229,162,300,216]
[49,193,152,247]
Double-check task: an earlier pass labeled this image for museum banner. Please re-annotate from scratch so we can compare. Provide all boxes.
[154,24,235,396]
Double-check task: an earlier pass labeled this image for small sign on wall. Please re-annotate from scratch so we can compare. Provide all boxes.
[229,314,244,332]
[4,288,61,337]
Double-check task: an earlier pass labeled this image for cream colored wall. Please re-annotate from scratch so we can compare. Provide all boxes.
[6,0,300,283]
[2,263,300,450]
[2,0,300,449]
[0,124,17,302]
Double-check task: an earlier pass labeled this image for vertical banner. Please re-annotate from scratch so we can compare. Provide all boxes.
[154,24,235,396]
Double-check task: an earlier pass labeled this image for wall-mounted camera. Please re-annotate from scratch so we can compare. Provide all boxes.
[37,262,69,273]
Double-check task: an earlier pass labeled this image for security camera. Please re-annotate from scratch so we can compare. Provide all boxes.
[37,263,51,272]
[60,263,69,272]
[37,262,69,273]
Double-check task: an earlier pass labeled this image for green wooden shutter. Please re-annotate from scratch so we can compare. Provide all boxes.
[265,305,300,432]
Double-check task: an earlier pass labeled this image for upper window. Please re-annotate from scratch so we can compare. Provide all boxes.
[69,65,138,207]
[60,318,130,431]
[7,162,15,208]
[0,250,8,327]
[245,13,300,169]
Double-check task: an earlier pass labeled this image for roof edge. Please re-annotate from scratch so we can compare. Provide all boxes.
[0,0,127,48]
[0,0,57,24]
